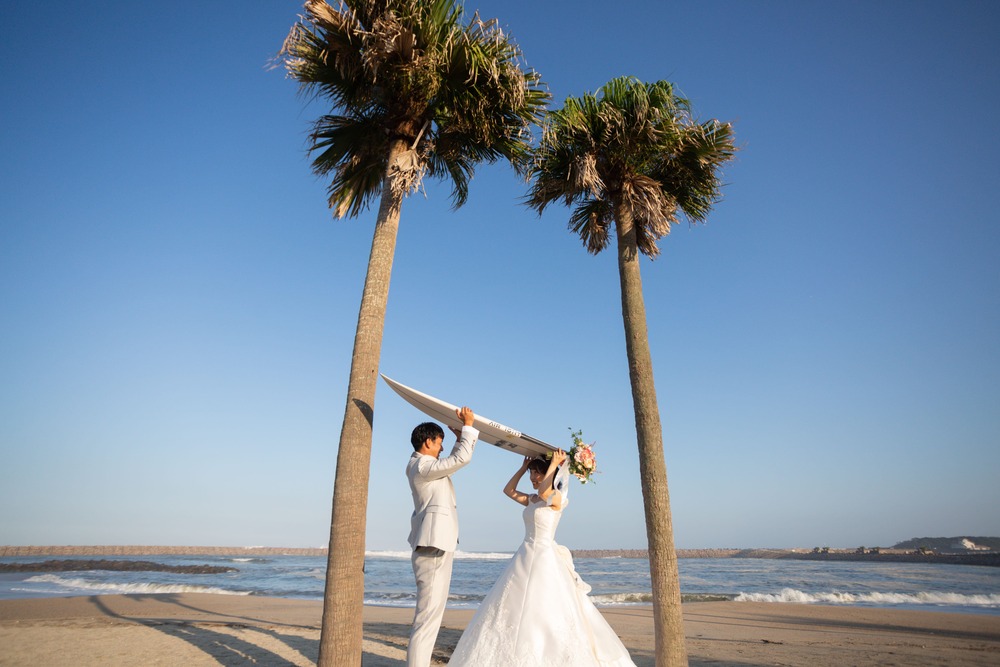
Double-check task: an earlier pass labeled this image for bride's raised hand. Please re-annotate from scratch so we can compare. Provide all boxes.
[551,449,568,468]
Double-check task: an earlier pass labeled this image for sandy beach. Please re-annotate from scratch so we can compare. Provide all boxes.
[0,594,997,666]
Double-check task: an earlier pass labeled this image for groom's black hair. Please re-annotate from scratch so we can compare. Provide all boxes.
[411,422,445,450]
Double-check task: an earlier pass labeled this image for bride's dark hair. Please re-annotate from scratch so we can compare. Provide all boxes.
[527,458,548,474]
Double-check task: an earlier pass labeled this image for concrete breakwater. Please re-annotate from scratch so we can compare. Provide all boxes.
[783,550,1000,567]
[0,546,730,559]
[0,559,236,574]
[577,548,1000,567]
[574,548,1000,567]
[2,545,997,566]
[573,549,747,559]
[0,545,327,557]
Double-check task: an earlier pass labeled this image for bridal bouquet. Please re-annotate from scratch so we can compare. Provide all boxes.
[566,429,598,484]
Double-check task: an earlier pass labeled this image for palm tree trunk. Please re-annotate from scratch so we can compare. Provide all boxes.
[317,139,410,667]
[614,205,688,667]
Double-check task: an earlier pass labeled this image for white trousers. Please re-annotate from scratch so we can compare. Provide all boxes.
[407,547,455,667]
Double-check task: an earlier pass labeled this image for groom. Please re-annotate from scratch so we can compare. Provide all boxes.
[406,406,478,667]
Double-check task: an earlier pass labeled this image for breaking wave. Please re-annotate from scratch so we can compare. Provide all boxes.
[734,587,1000,607]
[589,592,654,605]
[365,551,411,559]
[588,593,732,606]
[454,551,514,560]
[365,550,513,560]
[22,574,251,597]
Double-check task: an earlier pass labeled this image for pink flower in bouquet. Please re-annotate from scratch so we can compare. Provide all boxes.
[574,445,595,471]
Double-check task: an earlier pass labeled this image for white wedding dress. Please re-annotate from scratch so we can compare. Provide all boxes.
[448,497,636,666]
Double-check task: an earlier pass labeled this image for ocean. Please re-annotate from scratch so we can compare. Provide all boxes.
[2,552,999,616]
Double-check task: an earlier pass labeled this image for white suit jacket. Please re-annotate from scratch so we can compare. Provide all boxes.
[407,425,478,552]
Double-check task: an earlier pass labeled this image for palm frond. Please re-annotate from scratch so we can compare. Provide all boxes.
[567,198,613,255]
[652,119,736,223]
[335,0,379,31]
[426,149,473,207]
[526,75,735,256]
[282,0,548,218]
[327,156,387,218]
[309,113,390,217]
[523,139,589,214]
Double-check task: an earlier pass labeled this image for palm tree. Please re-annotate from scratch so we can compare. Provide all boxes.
[525,76,735,667]
[280,2,547,664]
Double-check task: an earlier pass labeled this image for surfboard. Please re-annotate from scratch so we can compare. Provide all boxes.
[380,374,557,458]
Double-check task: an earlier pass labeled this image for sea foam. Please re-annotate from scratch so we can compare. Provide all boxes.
[734,587,1000,607]
[454,550,514,560]
[22,574,251,597]
[589,592,654,605]
[364,550,514,560]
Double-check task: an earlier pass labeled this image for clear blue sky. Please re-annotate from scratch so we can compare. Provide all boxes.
[2,0,998,552]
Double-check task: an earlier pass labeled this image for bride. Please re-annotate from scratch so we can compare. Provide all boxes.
[448,450,637,666]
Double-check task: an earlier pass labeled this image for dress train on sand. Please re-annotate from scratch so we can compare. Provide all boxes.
[448,498,636,666]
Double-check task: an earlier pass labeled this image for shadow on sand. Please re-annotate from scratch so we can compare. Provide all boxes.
[80,594,774,666]
[83,594,418,666]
